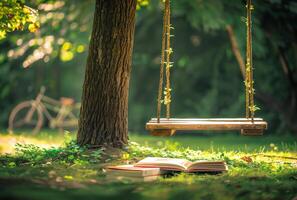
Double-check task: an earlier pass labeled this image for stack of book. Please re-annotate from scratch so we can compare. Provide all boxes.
[105,157,228,182]
[105,165,161,182]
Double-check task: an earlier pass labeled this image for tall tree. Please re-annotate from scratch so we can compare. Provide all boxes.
[77,0,137,148]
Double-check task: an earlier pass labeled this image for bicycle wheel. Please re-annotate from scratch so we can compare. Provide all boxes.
[8,101,44,134]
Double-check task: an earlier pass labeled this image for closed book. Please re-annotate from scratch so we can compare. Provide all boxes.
[106,174,159,182]
[105,165,161,177]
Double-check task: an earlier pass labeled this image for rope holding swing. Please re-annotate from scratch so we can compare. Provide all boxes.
[156,0,256,124]
[157,0,173,122]
[245,0,255,121]
[147,0,267,136]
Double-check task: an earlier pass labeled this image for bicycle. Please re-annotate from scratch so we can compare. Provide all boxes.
[8,87,81,134]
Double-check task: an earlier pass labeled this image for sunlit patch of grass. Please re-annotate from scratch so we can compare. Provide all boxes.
[0,131,75,154]
[0,134,60,154]
[129,133,297,152]
[127,140,297,176]
[0,131,296,199]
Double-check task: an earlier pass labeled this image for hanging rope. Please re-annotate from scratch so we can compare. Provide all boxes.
[245,0,255,121]
[164,0,172,119]
[156,0,168,123]
[157,0,173,122]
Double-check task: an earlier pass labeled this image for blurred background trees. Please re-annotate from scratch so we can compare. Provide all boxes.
[0,0,296,134]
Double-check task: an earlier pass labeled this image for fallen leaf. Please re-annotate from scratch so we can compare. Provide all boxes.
[241,156,253,163]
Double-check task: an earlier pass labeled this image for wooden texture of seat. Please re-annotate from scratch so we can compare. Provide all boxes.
[146,118,267,136]
[150,129,176,136]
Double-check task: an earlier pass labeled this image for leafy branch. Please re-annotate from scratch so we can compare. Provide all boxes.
[0,0,39,39]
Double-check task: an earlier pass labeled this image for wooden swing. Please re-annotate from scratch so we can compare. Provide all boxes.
[146,0,268,136]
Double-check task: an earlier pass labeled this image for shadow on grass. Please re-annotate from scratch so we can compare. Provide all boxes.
[0,170,296,200]
[0,131,296,200]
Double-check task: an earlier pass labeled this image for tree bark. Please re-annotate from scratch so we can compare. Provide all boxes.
[77,0,137,148]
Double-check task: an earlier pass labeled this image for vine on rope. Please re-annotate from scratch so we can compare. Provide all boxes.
[156,0,174,120]
[245,0,260,118]
[162,13,174,107]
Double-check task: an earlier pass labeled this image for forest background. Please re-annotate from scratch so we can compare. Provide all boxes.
[1,0,296,135]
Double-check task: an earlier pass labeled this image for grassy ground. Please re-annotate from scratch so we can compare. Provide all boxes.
[0,131,296,200]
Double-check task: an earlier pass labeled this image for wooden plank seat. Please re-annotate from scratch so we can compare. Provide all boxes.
[146,118,268,136]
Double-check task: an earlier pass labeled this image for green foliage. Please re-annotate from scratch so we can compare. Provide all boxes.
[128,141,220,161]
[0,0,296,135]
[127,140,297,176]
[0,140,103,167]
[0,0,92,124]
[2,132,295,177]
[174,0,227,31]
[0,133,296,200]
[0,0,39,39]
[137,0,149,10]
[130,0,297,133]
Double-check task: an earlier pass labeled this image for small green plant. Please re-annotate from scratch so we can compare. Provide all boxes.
[0,133,296,200]
[0,140,103,167]
[127,141,224,161]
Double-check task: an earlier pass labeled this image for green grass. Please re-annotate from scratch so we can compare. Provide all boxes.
[131,133,297,152]
[0,131,296,200]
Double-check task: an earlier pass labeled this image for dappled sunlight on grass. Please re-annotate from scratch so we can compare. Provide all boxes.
[128,139,297,176]
[130,133,297,152]
[0,135,61,154]
[0,131,71,154]
[0,131,296,200]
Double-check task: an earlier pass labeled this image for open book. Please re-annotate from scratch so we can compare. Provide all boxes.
[134,157,228,172]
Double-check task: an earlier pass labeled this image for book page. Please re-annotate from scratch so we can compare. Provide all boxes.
[135,157,192,171]
[188,160,227,172]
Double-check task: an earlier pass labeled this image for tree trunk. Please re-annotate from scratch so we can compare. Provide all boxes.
[77,0,137,148]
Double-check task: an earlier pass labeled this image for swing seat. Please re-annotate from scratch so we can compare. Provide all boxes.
[146,118,267,136]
